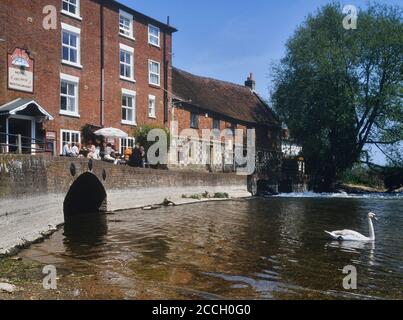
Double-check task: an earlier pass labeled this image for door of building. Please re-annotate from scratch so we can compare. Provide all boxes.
[8,117,33,154]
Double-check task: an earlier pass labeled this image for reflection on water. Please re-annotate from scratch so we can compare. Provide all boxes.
[64,214,108,253]
[18,197,403,300]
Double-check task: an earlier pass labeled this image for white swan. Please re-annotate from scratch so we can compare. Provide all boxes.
[325,212,378,241]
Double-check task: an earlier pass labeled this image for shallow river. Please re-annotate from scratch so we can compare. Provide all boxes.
[7,196,403,299]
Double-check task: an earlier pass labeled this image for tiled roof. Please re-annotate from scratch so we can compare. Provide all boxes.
[172,67,279,127]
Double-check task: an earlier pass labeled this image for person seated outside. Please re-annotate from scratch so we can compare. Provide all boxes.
[94,146,101,160]
[139,146,146,168]
[124,146,133,162]
[111,145,119,158]
[87,144,101,160]
[79,143,90,158]
[62,143,72,157]
[103,143,116,163]
[71,143,80,157]
[76,143,84,158]
[99,142,107,159]
[128,143,142,167]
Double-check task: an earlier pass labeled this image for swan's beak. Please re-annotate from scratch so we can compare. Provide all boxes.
[374,216,379,222]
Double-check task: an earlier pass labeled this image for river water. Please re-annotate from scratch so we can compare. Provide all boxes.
[13,196,403,299]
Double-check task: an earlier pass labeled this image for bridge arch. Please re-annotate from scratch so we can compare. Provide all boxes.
[64,172,107,217]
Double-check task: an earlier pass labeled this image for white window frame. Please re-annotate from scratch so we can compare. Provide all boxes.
[121,88,136,126]
[61,23,82,68]
[60,129,81,155]
[119,137,136,155]
[119,9,134,40]
[60,73,80,117]
[148,24,160,47]
[148,60,160,86]
[120,44,135,82]
[148,95,156,118]
[61,0,82,20]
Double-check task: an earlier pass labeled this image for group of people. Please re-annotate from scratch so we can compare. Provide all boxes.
[62,140,146,168]
[62,143,82,158]
[126,144,146,168]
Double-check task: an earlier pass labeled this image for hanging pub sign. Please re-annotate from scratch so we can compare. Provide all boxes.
[8,48,34,93]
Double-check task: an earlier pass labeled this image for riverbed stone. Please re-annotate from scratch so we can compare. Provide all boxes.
[0,283,17,293]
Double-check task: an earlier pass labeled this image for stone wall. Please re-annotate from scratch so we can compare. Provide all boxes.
[0,154,249,254]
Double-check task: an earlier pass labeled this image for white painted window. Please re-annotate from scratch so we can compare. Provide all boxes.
[120,44,134,81]
[62,0,81,19]
[60,129,81,155]
[119,10,134,39]
[121,88,136,125]
[148,95,156,118]
[148,60,160,86]
[60,73,79,117]
[120,137,135,155]
[61,23,81,67]
[148,24,160,47]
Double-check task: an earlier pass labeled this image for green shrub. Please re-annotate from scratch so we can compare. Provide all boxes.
[213,192,229,199]
[340,165,384,189]
[133,124,170,153]
[189,194,202,200]
[81,124,103,145]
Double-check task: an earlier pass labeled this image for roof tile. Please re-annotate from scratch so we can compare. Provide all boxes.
[172,67,279,127]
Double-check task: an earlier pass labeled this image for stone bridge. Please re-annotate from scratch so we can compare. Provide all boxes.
[0,154,249,255]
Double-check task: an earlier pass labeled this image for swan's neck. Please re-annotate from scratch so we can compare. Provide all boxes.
[368,218,375,240]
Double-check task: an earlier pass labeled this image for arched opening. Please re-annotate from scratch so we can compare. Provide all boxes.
[64,172,107,218]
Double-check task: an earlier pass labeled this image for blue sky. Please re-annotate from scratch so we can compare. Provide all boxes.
[119,0,401,164]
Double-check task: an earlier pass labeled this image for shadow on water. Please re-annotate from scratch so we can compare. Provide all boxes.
[63,213,108,253]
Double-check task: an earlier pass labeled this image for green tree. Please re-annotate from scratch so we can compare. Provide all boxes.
[272,2,403,191]
[133,124,171,168]
[133,124,170,152]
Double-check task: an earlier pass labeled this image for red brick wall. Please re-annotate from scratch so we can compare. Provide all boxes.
[172,106,249,141]
[171,105,282,154]
[0,0,173,152]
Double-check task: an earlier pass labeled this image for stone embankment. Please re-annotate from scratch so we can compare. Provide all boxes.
[0,155,250,255]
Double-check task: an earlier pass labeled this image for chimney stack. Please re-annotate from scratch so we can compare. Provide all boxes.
[245,72,256,91]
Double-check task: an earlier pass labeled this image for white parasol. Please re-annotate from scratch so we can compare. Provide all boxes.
[94,127,128,139]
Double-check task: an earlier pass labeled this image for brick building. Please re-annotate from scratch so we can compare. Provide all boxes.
[0,0,176,154]
[170,68,282,174]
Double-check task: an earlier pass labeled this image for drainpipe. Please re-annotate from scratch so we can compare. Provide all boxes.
[100,1,105,127]
[163,17,169,128]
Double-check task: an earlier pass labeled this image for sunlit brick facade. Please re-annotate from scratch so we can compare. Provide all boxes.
[0,0,176,154]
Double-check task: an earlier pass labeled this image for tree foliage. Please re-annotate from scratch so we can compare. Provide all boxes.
[132,124,170,152]
[271,2,402,191]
